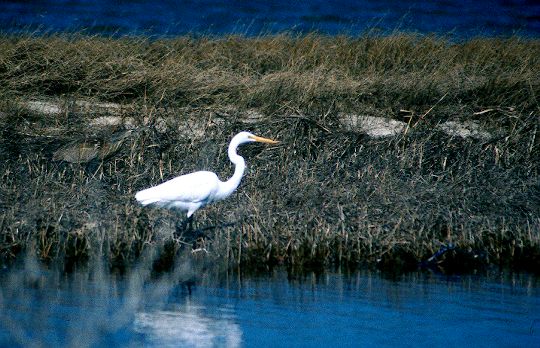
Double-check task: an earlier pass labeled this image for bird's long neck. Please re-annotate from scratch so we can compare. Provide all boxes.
[217,139,246,200]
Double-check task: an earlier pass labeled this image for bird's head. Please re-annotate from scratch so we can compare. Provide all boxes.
[235,131,279,145]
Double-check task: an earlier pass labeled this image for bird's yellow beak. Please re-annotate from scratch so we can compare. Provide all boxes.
[249,135,279,144]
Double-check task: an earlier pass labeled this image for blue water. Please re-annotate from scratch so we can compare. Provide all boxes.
[1,266,539,347]
[1,0,539,38]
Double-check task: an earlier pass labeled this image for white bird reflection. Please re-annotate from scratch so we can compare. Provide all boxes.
[134,302,242,348]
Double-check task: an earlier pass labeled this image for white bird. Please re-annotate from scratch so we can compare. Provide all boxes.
[135,131,278,218]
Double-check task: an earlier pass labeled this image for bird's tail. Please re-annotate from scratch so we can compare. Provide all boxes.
[135,189,160,206]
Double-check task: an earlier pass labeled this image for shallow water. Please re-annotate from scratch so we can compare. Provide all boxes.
[1,0,539,38]
[1,265,539,347]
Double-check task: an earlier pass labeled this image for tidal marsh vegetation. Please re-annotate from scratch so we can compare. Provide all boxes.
[0,33,538,274]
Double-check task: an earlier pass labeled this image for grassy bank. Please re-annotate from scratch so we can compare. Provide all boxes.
[0,33,539,274]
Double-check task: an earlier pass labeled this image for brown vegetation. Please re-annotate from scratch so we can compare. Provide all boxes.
[0,33,539,274]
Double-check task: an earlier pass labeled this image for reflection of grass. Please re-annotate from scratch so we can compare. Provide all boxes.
[0,253,208,346]
[0,33,539,274]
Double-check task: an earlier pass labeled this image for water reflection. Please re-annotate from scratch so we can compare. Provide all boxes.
[0,260,539,347]
[134,301,242,348]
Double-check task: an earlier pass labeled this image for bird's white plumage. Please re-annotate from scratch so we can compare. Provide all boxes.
[135,171,220,216]
[135,131,277,218]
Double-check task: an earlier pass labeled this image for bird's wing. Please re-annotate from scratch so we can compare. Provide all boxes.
[136,171,220,205]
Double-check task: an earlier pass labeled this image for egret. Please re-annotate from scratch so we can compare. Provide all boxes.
[135,132,278,221]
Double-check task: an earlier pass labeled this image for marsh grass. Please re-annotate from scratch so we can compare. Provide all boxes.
[0,33,539,274]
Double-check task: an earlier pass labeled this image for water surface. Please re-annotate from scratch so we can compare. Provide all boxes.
[1,266,539,347]
[1,0,539,38]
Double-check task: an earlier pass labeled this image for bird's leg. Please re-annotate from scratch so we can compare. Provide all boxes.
[174,215,194,239]
[186,220,239,252]
[190,218,241,241]
[193,221,237,236]
[175,216,207,251]
[176,217,240,251]
[187,215,194,233]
